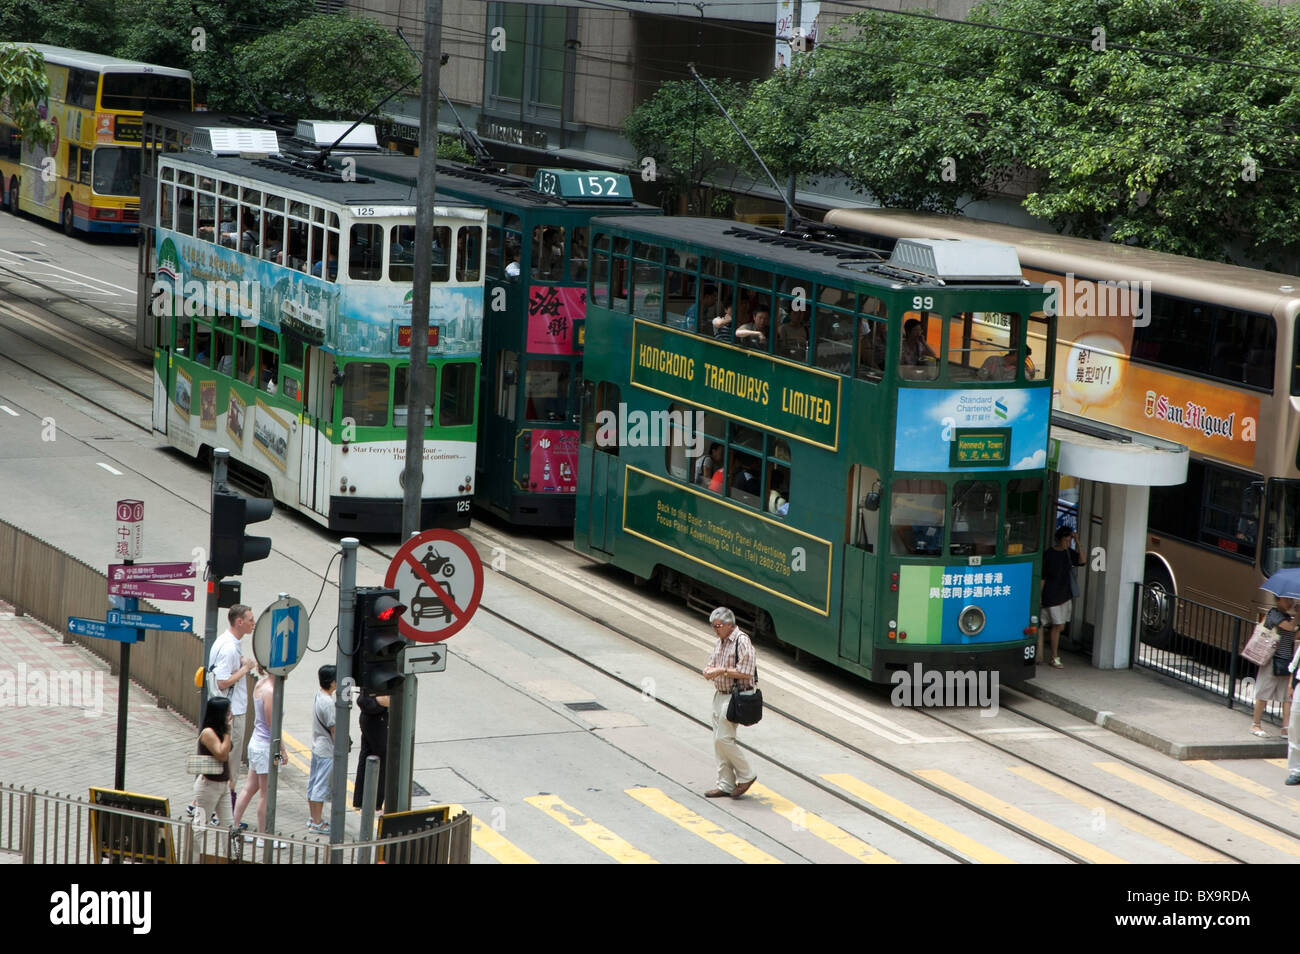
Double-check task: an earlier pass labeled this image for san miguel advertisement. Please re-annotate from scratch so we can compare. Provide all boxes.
[1026,267,1259,469]
[630,320,841,451]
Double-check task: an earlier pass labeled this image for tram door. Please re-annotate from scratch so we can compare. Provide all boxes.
[840,466,882,666]
[298,349,330,515]
[586,382,622,553]
[486,351,519,509]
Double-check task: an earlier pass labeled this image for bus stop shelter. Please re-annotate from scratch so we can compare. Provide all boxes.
[1049,411,1189,669]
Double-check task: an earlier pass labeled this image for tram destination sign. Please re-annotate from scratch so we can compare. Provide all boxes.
[950,428,1011,467]
[630,321,840,451]
[622,467,832,616]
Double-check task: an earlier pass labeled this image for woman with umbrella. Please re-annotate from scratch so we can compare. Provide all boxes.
[1253,570,1300,739]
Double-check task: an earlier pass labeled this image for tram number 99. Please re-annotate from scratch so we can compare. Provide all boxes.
[912,296,934,311]
[1024,645,1036,661]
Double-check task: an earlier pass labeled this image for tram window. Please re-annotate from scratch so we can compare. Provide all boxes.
[731,424,762,452]
[348,224,383,281]
[633,262,663,320]
[432,226,451,282]
[950,480,999,556]
[665,402,704,480]
[214,331,234,376]
[1027,313,1049,381]
[259,348,278,393]
[282,335,305,371]
[591,249,610,307]
[857,318,886,381]
[236,339,258,386]
[486,211,503,278]
[767,463,790,517]
[496,352,518,421]
[393,363,437,427]
[728,452,762,508]
[261,215,285,263]
[159,183,174,230]
[900,313,940,381]
[457,226,483,282]
[775,295,809,362]
[611,256,630,313]
[524,359,569,422]
[287,221,309,272]
[890,480,946,556]
[665,271,695,329]
[192,326,212,367]
[571,227,589,282]
[282,375,302,404]
[851,465,882,552]
[813,304,854,374]
[588,382,621,455]
[439,362,476,427]
[531,225,565,280]
[1005,478,1043,555]
[339,363,391,428]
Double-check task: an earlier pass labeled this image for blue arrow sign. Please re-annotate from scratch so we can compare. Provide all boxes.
[270,604,301,669]
[106,610,194,633]
[67,616,140,643]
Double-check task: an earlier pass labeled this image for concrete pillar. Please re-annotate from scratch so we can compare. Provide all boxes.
[1093,482,1151,669]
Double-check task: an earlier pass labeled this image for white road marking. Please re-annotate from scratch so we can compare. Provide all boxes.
[97,462,123,475]
[0,405,18,416]
[0,248,135,293]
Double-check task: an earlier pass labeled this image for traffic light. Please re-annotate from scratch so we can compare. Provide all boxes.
[353,587,409,694]
[210,487,273,579]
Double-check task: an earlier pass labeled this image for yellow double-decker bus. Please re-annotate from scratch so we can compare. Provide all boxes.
[0,44,192,235]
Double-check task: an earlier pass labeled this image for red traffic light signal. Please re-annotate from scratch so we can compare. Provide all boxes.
[354,587,409,693]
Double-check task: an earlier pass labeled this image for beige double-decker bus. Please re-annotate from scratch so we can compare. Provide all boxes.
[825,207,1300,647]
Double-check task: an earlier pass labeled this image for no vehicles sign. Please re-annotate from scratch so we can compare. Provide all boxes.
[384,529,484,643]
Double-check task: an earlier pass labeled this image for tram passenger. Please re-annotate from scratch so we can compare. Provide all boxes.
[900,318,938,374]
[686,285,719,334]
[571,231,589,282]
[768,469,789,515]
[505,246,522,280]
[731,455,761,500]
[735,306,770,349]
[777,308,809,359]
[695,442,723,486]
[312,239,339,281]
[711,302,736,342]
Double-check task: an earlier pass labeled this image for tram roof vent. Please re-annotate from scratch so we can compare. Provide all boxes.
[293,120,380,150]
[196,128,280,157]
[888,238,1023,283]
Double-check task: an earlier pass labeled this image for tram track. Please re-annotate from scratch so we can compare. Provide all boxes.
[454,526,1296,864]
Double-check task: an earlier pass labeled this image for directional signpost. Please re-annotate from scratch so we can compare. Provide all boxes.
[67,525,198,791]
[403,642,447,675]
[250,594,310,859]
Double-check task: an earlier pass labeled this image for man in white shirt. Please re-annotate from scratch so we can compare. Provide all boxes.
[210,604,257,805]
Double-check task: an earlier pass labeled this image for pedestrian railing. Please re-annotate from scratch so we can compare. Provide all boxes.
[0,784,471,864]
[1130,582,1285,723]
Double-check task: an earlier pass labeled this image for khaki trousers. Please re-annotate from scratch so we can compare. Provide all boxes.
[712,690,754,793]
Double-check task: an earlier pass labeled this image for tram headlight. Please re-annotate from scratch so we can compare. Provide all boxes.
[957,605,986,637]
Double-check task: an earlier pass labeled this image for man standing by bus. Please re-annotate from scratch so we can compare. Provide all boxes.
[1040,527,1084,669]
[702,607,757,798]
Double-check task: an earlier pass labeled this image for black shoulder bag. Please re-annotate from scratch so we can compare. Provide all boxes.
[725,637,763,726]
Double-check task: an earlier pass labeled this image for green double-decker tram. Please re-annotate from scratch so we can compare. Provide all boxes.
[575,217,1055,682]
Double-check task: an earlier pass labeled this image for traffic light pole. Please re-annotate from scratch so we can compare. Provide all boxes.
[200,449,231,724]
[329,538,358,860]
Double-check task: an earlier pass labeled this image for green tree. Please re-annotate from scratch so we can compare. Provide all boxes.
[0,43,55,149]
[623,77,750,213]
[0,0,122,52]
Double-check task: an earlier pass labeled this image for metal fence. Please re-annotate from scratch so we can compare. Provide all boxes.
[1130,582,1286,723]
[0,785,471,864]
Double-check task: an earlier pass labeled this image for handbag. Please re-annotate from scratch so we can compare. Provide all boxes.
[1241,622,1279,666]
[724,639,763,727]
[187,753,225,776]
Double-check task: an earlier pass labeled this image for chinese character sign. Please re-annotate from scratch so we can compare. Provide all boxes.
[528,286,585,355]
[114,499,144,560]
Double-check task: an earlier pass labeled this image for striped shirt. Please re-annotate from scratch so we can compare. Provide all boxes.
[1264,609,1297,667]
[707,628,756,692]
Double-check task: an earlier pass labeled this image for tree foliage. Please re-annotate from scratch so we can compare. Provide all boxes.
[625,0,1300,261]
[0,0,123,53]
[0,43,55,149]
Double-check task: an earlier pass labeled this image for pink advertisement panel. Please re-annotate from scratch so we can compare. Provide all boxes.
[528,429,579,493]
[527,286,586,354]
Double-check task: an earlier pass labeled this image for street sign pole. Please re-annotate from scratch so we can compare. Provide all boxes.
[113,560,136,792]
[201,449,230,728]
[262,592,289,863]
[330,539,359,861]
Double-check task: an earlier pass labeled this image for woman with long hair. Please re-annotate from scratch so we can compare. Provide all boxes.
[232,664,284,847]
[192,696,234,829]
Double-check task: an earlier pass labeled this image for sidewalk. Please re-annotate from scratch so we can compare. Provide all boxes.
[1021,651,1290,761]
[0,599,345,841]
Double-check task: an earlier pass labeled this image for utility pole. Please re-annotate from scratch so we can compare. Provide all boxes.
[401,0,443,539]
[784,0,802,231]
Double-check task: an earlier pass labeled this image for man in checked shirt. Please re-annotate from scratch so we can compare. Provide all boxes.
[701,607,758,798]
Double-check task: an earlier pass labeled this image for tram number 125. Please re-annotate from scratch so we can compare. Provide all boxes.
[457,500,471,513]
